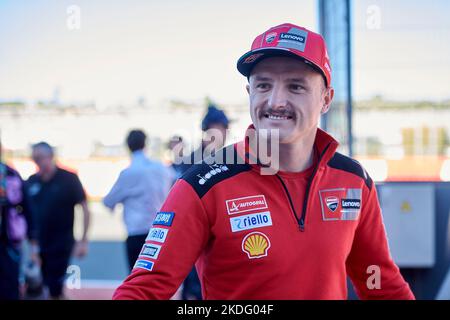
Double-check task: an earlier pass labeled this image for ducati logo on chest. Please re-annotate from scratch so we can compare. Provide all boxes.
[319,188,362,221]
[325,196,339,212]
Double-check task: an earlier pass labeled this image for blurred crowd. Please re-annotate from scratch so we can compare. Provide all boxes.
[0,103,229,300]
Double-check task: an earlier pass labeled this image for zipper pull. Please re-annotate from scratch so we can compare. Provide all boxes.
[299,219,305,232]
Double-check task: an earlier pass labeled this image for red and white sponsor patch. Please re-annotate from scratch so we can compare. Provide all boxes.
[226,195,268,215]
[265,32,277,43]
[319,188,362,221]
[319,189,344,220]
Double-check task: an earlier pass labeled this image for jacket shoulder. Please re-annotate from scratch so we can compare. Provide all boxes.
[180,144,251,198]
[327,152,373,190]
[59,168,78,178]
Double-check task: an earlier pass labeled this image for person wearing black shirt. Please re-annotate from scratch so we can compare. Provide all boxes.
[27,142,91,299]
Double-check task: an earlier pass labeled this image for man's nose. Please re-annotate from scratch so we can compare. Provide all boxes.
[267,85,288,110]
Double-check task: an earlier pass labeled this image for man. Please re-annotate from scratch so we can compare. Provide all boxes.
[113,23,414,299]
[0,143,38,300]
[27,142,90,299]
[176,103,230,176]
[166,135,185,181]
[103,130,172,271]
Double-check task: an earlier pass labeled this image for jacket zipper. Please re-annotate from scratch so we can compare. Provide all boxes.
[275,175,300,227]
[276,143,332,232]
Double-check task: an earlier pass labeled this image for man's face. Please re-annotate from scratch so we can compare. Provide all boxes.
[31,148,54,173]
[247,56,333,144]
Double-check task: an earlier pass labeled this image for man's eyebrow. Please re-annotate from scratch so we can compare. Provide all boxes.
[253,76,272,81]
[286,78,307,83]
[252,76,309,83]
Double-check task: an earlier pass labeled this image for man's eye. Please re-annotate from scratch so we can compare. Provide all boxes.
[290,84,305,91]
[256,83,270,89]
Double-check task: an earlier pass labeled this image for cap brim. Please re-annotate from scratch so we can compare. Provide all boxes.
[237,48,326,83]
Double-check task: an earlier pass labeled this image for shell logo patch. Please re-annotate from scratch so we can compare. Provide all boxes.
[242,232,271,259]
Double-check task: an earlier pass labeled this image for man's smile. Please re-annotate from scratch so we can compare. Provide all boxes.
[262,109,294,121]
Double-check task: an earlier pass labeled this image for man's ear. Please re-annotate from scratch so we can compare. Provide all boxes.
[321,86,334,114]
[246,84,250,95]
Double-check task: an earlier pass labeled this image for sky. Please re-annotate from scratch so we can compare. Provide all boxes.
[353,0,450,101]
[0,0,449,107]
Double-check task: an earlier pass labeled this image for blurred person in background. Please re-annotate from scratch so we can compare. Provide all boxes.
[103,130,173,272]
[27,142,90,300]
[166,135,185,181]
[0,141,39,300]
[176,103,230,177]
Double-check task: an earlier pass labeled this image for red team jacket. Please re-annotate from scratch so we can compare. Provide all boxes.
[113,128,414,300]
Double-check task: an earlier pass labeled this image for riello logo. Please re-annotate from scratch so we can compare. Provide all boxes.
[197,164,229,185]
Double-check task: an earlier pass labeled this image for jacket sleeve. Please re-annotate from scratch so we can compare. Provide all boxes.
[113,179,210,300]
[346,181,415,300]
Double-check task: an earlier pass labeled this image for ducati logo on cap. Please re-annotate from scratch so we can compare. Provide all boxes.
[265,32,277,43]
[326,196,339,212]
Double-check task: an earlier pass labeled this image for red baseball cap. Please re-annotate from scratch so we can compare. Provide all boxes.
[237,23,332,86]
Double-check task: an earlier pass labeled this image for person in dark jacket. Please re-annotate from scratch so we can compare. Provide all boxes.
[177,103,230,175]
[0,144,38,300]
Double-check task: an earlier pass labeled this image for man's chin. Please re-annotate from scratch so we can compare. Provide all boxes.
[271,127,299,144]
[254,126,295,143]
[256,120,293,131]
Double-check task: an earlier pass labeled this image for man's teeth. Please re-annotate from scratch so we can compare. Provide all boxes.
[266,114,290,120]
